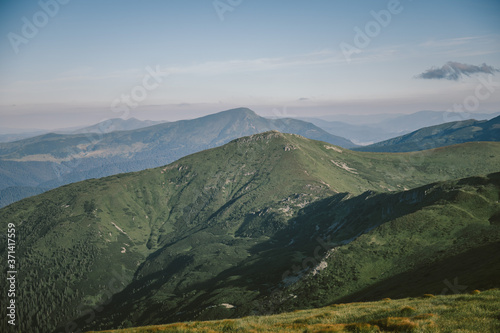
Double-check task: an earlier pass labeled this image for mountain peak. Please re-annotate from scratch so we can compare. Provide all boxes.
[232,130,287,144]
[219,107,258,117]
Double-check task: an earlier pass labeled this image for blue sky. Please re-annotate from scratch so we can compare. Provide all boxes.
[1,0,499,128]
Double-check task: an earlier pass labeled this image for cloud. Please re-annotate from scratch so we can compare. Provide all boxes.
[416,61,500,81]
[419,37,482,48]
[163,51,345,75]
[162,46,402,76]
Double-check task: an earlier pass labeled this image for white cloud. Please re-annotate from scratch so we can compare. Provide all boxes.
[161,45,412,76]
[419,36,483,48]
[163,50,345,75]
[417,35,500,57]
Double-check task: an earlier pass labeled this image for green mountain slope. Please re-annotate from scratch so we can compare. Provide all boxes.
[277,173,500,311]
[88,172,500,333]
[0,108,355,207]
[0,133,499,332]
[356,115,500,152]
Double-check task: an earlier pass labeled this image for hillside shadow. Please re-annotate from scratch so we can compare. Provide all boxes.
[69,173,500,331]
[336,241,500,303]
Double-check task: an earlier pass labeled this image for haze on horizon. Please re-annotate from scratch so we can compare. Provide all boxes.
[1,0,499,129]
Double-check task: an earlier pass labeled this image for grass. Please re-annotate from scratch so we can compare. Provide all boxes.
[86,289,500,332]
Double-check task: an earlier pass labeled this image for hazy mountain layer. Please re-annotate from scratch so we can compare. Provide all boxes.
[357,115,500,152]
[71,118,167,135]
[305,111,500,145]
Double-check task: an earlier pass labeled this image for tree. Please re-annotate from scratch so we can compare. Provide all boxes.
[84,199,96,217]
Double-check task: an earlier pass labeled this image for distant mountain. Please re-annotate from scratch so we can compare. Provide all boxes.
[0,186,48,207]
[0,118,164,143]
[307,113,402,125]
[0,108,356,207]
[304,110,500,144]
[1,132,499,332]
[299,119,394,145]
[378,110,500,133]
[0,129,49,143]
[71,117,167,134]
[356,115,500,152]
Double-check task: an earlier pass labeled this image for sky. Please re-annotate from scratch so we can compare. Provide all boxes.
[0,0,499,129]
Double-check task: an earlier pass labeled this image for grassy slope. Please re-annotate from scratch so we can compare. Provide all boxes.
[0,133,499,332]
[86,289,500,332]
[278,173,500,311]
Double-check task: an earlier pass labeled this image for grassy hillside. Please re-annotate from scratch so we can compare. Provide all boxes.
[86,289,500,332]
[357,115,500,152]
[0,133,499,332]
[278,173,500,311]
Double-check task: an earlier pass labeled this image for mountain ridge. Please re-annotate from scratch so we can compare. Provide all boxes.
[303,110,500,144]
[356,115,500,152]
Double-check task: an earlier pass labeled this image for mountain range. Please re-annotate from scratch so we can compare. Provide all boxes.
[71,117,167,135]
[303,110,500,144]
[1,131,499,332]
[0,118,166,143]
[3,109,499,209]
[0,108,355,208]
[356,115,500,152]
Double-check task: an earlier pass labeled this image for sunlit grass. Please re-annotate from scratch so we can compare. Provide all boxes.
[87,289,500,332]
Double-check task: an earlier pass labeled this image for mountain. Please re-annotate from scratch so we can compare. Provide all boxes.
[356,115,500,152]
[0,132,499,332]
[279,172,500,310]
[306,113,403,125]
[71,117,167,134]
[0,108,356,207]
[0,129,49,143]
[303,111,500,144]
[299,118,395,145]
[0,186,48,207]
[378,110,500,133]
[0,118,161,143]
